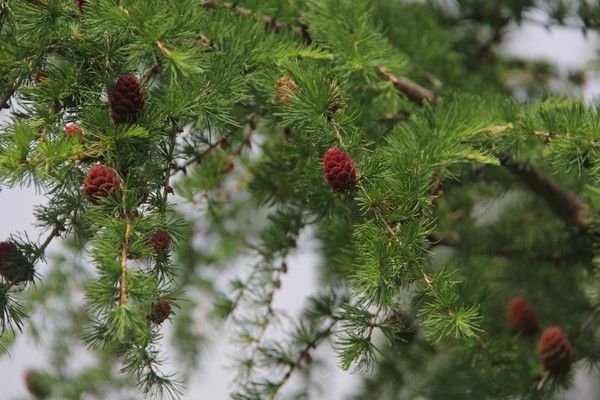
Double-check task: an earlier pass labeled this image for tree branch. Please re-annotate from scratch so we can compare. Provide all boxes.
[200,1,440,106]
[162,119,182,199]
[30,225,61,265]
[378,66,441,105]
[201,0,311,42]
[501,158,590,231]
[267,319,337,399]
[119,215,133,305]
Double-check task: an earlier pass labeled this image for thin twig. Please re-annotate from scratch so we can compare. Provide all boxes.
[172,135,231,174]
[163,119,181,199]
[581,306,600,332]
[267,319,337,400]
[172,117,255,175]
[537,370,550,391]
[239,264,286,386]
[329,118,346,148]
[30,226,61,265]
[522,15,598,33]
[378,66,441,105]
[201,0,311,42]
[156,40,172,57]
[119,214,133,305]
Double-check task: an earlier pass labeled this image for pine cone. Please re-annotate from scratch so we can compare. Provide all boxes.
[75,0,85,12]
[322,147,357,191]
[275,76,298,104]
[148,299,171,325]
[34,70,48,83]
[0,241,34,285]
[64,123,84,139]
[539,326,572,374]
[386,311,418,343]
[149,229,170,252]
[24,370,52,399]
[83,164,121,203]
[109,75,144,123]
[507,297,540,336]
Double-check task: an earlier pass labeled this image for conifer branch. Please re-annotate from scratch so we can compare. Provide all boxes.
[536,370,550,390]
[173,117,254,174]
[119,215,133,305]
[163,120,181,199]
[328,117,347,148]
[501,158,590,231]
[156,41,172,57]
[238,264,285,387]
[200,0,311,42]
[201,1,437,107]
[266,319,337,399]
[378,66,441,105]
[23,0,47,8]
[31,225,61,265]
[581,306,600,331]
[173,133,232,174]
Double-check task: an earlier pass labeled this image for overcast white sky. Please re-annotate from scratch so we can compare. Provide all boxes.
[1,8,600,400]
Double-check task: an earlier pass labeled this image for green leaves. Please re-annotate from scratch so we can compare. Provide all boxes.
[304,0,408,80]
[2,0,600,399]
[105,304,148,344]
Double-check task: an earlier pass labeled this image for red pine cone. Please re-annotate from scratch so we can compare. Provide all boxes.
[322,147,357,191]
[109,75,144,123]
[64,123,84,139]
[148,299,171,325]
[507,297,540,336]
[0,241,34,285]
[34,70,48,83]
[539,326,572,374]
[75,0,85,12]
[83,164,121,203]
[149,229,170,253]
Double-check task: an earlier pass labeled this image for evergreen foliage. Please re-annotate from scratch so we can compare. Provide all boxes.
[1,0,600,399]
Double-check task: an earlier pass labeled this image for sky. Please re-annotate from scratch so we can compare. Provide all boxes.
[1,8,600,400]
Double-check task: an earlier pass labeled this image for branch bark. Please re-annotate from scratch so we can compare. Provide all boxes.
[502,158,590,231]
[119,215,133,305]
[378,66,441,105]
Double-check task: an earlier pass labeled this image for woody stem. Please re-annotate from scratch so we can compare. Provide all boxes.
[119,214,133,305]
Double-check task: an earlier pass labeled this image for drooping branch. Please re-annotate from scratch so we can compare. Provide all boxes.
[326,115,434,290]
[266,319,337,400]
[502,158,590,231]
